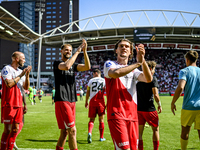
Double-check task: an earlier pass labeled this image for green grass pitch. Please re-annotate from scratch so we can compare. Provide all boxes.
[0,96,199,150]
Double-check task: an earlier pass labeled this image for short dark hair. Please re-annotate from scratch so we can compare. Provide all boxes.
[114,39,134,60]
[61,44,72,50]
[184,50,198,63]
[93,69,101,75]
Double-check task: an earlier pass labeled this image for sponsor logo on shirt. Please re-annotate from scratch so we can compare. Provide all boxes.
[3,70,8,75]
[119,141,129,147]
[106,62,112,68]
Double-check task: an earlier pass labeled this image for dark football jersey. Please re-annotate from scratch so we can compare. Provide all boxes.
[53,60,78,103]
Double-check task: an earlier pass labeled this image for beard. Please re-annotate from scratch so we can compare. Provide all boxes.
[63,53,71,59]
[18,60,24,67]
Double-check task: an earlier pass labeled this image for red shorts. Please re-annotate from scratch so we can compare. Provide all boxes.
[55,101,76,129]
[137,110,159,127]
[108,119,138,150]
[1,107,3,123]
[2,107,23,124]
[88,102,105,118]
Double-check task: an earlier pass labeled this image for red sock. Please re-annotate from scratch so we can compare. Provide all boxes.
[99,122,104,139]
[153,141,159,150]
[56,146,63,150]
[7,131,18,150]
[138,140,143,150]
[88,121,94,134]
[1,132,10,150]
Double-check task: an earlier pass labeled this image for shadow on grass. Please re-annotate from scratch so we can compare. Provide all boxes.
[175,148,198,150]
[26,139,57,142]
[26,139,105,145]
[77,140,102,144]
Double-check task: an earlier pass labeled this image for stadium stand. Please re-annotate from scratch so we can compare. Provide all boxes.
[75,49,200,95]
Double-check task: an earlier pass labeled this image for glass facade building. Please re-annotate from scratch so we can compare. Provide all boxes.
[19,1,35,67]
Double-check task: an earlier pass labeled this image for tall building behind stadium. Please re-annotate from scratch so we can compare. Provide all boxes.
[0,0,79,88]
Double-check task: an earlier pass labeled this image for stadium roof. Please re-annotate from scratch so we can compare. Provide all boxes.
[32,10,200,48]
[0,8,200,48]
[0,6,40,44]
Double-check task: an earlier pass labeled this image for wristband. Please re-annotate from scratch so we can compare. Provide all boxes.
[157,101,161,106]
[13,79,17,84]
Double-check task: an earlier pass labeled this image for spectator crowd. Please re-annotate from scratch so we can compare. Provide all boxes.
[75,49,200,94]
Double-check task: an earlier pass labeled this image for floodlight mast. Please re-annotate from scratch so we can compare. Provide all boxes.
[35,0,45,90]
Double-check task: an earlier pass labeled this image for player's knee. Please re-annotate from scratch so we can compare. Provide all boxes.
[4,128,11,134]
[68,127,76,136]
[89,118,95,122]
[60,129,68,137]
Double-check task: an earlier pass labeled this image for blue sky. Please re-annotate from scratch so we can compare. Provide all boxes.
[79,0,200,19]
[0,0,199,28]
[0,0,199,19]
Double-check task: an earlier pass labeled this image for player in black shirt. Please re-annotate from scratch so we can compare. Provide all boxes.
[53,39,90,150]
[136,61,162,150]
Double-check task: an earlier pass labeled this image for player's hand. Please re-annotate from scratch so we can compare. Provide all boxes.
[23,105,28,114]
[85,101,88,109]
[20,66,32,77]
[25,66,32,75]
[171,103,176,115]
[77,39,87,53]
[157,106,162,114]
[82,39,87,52]
[136,44,145,63]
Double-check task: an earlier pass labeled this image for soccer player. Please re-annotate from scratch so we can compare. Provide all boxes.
[171,50,200,150]
[38,88,43,103]
[136,61,162,150]
[103,39,152,150]
[53,39,90,150]
[85,69,106,143]
[79,88,84,101]
[52,87,55,105]
[28,86,34,105]
[33,86,37,105]
[0,51,31,150]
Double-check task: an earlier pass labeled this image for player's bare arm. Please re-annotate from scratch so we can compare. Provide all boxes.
[85,87,90,109]
[136,44,152,83]
[152,87,162,113]
[23,65,32,90]
[77,39,91,71]
[58,39,85,70]
[108,62,142,79]
[171,79,186,115]
[4,66,31,89]
[22,88,28,114]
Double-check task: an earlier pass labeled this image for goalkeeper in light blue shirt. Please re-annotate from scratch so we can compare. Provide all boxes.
[171,50,200,150]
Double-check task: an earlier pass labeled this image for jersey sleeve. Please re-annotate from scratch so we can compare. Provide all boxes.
[179,69,187,81]
[73,63,78,72]
[1,66,12,80]
[133,68,142,80]
[151,76,159,88]
[53,60,60,71]
[87,79,92,88]
[103,60,116,78]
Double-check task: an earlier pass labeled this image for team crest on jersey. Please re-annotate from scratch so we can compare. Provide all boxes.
[3,70,8,75]
[106,62,112,68]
